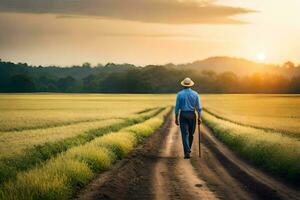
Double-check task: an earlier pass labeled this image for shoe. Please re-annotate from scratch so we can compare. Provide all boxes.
[184,154,191,159]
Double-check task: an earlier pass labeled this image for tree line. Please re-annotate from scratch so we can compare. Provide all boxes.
[0,60,300,93]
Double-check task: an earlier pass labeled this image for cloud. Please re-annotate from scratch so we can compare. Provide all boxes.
[0,0,255,24]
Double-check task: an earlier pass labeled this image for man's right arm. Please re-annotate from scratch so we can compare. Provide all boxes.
[175,94,180,125]
[195,94,202,124]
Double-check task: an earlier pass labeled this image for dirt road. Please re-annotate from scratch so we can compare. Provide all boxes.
[76,115,300,200]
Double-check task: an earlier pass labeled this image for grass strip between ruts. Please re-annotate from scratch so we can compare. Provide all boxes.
[202,111,300,186]
[0,107,172,200]
[0,107,165,186]
[203,108,300,139]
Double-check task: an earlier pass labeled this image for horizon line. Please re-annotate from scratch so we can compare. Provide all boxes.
[1,56,298,68]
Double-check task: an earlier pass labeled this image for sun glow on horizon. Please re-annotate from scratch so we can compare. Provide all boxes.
[256,52,266,62]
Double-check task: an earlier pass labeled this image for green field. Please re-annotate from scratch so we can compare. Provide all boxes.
[0,94,174,132]
[201,94,300,185]
[202,94,300,137]
[0,94,173,199]
[0,94,299,199]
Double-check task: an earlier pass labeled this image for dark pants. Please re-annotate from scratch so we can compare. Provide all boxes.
[179,111,196,156]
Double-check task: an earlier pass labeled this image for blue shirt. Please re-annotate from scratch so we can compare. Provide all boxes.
[175,88,202,116]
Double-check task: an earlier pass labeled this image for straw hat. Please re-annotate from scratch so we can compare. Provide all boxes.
[181,77,194,87]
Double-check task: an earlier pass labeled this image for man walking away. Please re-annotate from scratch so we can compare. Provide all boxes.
[175,78,202,159]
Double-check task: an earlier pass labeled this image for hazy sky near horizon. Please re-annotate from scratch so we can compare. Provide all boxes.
[0,0,299,66]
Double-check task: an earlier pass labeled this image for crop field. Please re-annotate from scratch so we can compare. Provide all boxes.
[0,94,299,199]
[202,94,300,137]
[0,94,173,199]
[201,94,300,185]
[0,94,174,132]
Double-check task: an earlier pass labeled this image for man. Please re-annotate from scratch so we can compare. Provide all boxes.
[175,77,202,159]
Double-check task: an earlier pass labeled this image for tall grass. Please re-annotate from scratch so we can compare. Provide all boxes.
[0,119,122,158]
[202,94,300,137]
[124,117,164,141]
[0,158,94,200]
[0,94,174,131]
[202,111,300,185]
[0,107,164,185]
[0,107,171,200]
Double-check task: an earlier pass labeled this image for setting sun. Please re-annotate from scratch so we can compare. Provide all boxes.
[256,52,266,62]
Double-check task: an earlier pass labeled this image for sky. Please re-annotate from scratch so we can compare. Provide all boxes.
[0,0,299,66]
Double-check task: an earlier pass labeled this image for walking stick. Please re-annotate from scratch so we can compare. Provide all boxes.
[198,122,201,158]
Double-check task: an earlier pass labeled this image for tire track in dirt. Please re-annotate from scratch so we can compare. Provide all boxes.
[75,114,300,200]
[152,124,217,200]
[199,125,300,200]
[190,126,257,200]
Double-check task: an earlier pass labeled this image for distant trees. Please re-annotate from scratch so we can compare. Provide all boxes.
[283,61,296,69]
[82,62,92,68]
[290,76,300,93]
[0,59,300,94]
[35,76,57,92]
[9,74,36,92]
[57,76,77,92]
[216,72,239,93]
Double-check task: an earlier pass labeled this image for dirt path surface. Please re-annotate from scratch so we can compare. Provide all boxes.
[152,124,218,200]
[75,115,300,200]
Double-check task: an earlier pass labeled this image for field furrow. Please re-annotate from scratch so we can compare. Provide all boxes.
[203,108,300,138]
[0,107,172,200]
[202,94,300,137]
[0,107,165,185]
[202,111,300,186]
[0,94,174,132]
[1,94,299,200]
